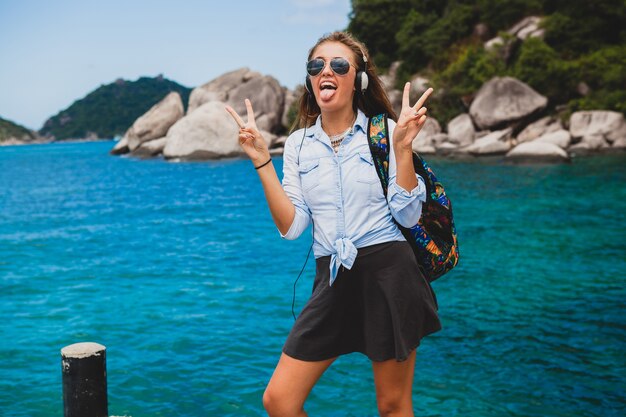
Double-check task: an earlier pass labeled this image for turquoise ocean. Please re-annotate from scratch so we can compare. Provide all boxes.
[1,140,624,417]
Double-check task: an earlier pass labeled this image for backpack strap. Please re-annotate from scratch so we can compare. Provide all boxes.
[367,113,391,197]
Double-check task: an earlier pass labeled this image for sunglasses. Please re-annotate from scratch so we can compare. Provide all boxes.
[306,57,353,77]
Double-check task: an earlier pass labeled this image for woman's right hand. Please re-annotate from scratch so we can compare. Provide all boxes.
[225,99,271,166]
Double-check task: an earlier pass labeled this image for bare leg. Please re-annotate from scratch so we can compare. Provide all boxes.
[372,349,417,417]
[263,352,337,417]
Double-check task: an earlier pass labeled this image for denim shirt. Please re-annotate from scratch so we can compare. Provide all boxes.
[280,109,427,285]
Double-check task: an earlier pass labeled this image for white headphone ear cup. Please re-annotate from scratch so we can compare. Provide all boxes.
[360,72,369,93]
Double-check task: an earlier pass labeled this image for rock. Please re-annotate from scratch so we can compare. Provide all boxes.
[508,16,544,40]
[110,137,129,155]
[473,23,490,41]
[568,134,610,153]
[463,128,513,155]
[387,89,403,117]
[612,136,626,148]
[412,136,436,154]
[188,68,285,133]
[272,135,287,148]
[411,117,441,154]
[380,61,401,90]
[485,36,505,50]
[469,76,548,130]
[436,141,460,153]
[188,68,260,112]
[484,35,519,64]
[124,92,184,151]
[534,129,571,149]
[410,75,431,98]
[131,136,167,157]
[430,133,449,147]
[505,141,570,163]
[576,82,591,96]
[446,113,475,146]
[281,86,301,130]
[261,130,278,148]
[408,119,439,154]
[226,75,285,133]
[569,110,626,143]
[163,101,241,161]
[516,116,563,143]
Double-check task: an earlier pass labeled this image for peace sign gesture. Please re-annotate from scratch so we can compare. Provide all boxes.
[393,83,433,151]
[225,99,270,166]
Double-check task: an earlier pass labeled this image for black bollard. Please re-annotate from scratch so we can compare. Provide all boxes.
[61,342,108,417]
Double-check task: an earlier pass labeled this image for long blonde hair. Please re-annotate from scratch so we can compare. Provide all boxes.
[292,31,397,132]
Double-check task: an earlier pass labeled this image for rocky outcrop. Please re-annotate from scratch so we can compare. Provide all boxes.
[110,137,129,155]
[163,102,241,161]
[188,68,285,133]
[446,113,475,146]
[463,128,513,155]
[469,77,548,130]
[131,137,167,158]
[516,116,563,143]
[124,92,184,151]
[534,129,571,149]
[505,141,570,163]
[507,16,544,40]
[412,118,441,154]
[569,111,626,145]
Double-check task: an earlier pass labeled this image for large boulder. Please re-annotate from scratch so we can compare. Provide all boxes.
[410,118,441,154]
[226,76,285,133]
[188,68,260,112]
[568,134,610,153]
[446,113,475,146]
[569,111,626,144]
[463,128,513,155]
[534,129,571,149]
[612,137,626,148]
[516,116,563,144]
[469,76,548,130]
[188,68,285,133]
[131,136,167,158]
[163,101,241,161]
[124,92,184,151]
[505,141,570,163]
[110,137,129,155]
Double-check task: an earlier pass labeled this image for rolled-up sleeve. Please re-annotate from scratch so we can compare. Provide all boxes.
[386,120,427,228]
[279,135,311,240]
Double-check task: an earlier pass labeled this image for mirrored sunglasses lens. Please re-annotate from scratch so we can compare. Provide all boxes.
[306,59,325,76]
[330,58,350,75]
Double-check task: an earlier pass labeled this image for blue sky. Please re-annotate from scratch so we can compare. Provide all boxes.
[0,0,351,130]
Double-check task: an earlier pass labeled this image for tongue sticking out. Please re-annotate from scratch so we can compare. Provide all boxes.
[320,88,336,101]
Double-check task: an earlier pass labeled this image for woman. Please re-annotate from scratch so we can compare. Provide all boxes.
[226,31,441,417]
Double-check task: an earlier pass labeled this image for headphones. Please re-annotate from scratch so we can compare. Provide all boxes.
[304,52,369,96]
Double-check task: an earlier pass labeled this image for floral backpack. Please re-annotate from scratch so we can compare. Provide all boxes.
[367,114,460,283]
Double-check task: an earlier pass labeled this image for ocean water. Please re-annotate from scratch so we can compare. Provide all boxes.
[1,141,624,417]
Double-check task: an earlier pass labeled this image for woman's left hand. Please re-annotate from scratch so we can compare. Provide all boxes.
[393,84,433,151]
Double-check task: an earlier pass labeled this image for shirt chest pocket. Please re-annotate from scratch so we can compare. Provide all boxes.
[298,159,321,192]
[355,152,381,185]
[298,157,334,208]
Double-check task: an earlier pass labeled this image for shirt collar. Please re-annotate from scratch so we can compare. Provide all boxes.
[307,109,368,138]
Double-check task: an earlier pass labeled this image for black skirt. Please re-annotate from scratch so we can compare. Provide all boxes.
[283,240,442,362]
